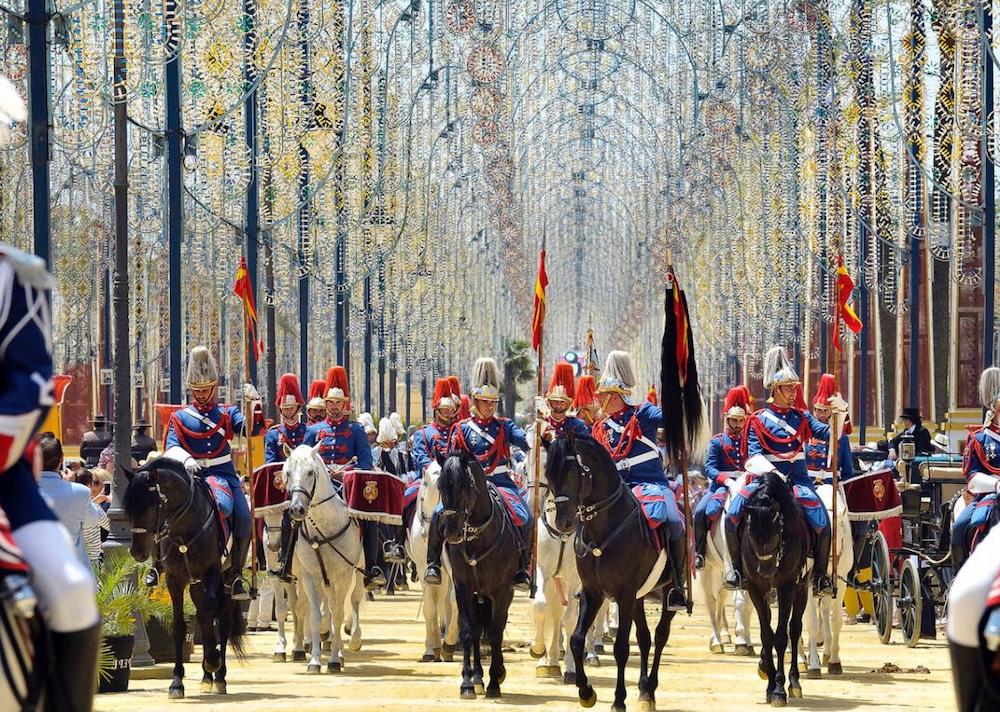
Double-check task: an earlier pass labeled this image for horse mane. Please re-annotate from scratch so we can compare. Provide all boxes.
[568,435,617,475]
[123,456,189,519]
[746,472,801,521]
[440,451,472,505]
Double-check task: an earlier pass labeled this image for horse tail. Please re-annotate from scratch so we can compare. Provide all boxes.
[227,593,249,661]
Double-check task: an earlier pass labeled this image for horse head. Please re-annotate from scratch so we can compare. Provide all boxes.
[743,472,796,575]
[439,450,478,545]
[543,435,583,533]
[283,443,328,522]
[122,455,189,561]
[419,460,444,520]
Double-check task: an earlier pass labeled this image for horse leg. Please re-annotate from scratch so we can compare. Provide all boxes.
[571,588,603,707]
[544,577,563,675]
[454,582,477,700]
[788,585,807,700]
[563,590,579,682]
[703,582,723,653]
[443,579,459,660]
[325,580,346,672]
[301,575,323,673]
[486,591,512,698]
[747,584,776,704]
[634,600,654,710]
[734,589,753,653]
[214,586,232,695]
[827,584,845,674]
[770,586,793,706]
[422,576,441,661]
[166,575,186,699]
[647,606,676,711]
[804,587,821,678]
[471,598,486,694]
[610,596,636,712]
[530,573,548,662]
[348,571,364,652]
[191,577,222,690]
[291,580,306,661]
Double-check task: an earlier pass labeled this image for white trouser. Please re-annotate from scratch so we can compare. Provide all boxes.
[948,524,1000,647]
[13,521,99,632]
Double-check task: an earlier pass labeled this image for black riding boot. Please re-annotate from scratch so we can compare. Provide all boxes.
[813,528,834,598]
[47,622,101,712]
[723,521,743,591]
[276,509,292,576]
[846,521,868,588]
[949,641,998,711]
[694,509,709,570]
[424,511,444,585]
[227,535,251,600]
[513,524,532,593]
[666,534,690,611]
[362,521,387,590]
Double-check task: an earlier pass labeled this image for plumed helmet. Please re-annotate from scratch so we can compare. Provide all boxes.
[573,374,598,410]
[447,375,462,407]
[812,373,837,409]
[358,412,376,434]
[389,412,405,437]
[306,396,325,412]
[324,366,350,402]
[377,417,398,445]
[307,379,327,402]
[186,346,219,389]
[470,358,501,401]
[546,362,576,403]
[596,350,638,404]
[980,367,1000,410]
[762,346,800,390]
[723,386,751,419]
[432,378,456,409]
[275,373,305,408]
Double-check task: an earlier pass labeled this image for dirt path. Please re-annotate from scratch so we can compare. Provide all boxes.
[96,585,955,711]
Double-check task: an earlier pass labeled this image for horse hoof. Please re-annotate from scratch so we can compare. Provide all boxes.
[474,682,485,695]
[612,705,627,712]
[327,661,341,673]
[806,668,821,680]
[721,633,732,644]
[770,694,787,708]
[421,653,437,663]
[594,643,605,655]
[586,653,600,667]
[201,681,214,694]
[529,644,545,659]
[485,688,501,699]
[349,639,362,653]
[535,666,553,678]
[321,641,332,653]
[734,644,753,656]
[710,642,724,654]
[292,650,307,662]
[550,666,563,679]
[168,687,185,700]
[821,653,829,665]
[828,662,843,675]
[789,684,803,699]
[639,698,656,712]
[273,652,287,662]
[758,664,768,680]
[214,682,227,695]
[579,686,597,708]
[307,664,321,674]
[441,649,455,663]
[460,688,477,700]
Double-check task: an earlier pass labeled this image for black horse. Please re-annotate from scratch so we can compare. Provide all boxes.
[124,456,247,698]
[736,472,809,706]
[545,433,677,712]
[439,451,520,700]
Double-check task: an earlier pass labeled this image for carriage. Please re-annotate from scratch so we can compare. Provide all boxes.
[856,449,964,648]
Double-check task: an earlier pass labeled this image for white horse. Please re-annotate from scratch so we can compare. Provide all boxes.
[699,505,754,655]
[405,461,459,662]
[283,444,364,673]
[803,483,853,678]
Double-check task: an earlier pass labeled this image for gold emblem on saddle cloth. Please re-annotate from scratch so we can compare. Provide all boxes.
[363,479,379,502]
[872,477,886,503]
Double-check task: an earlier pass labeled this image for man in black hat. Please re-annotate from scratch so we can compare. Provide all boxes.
[80,414,112,467]
[889,407,933,458]
[131,417,157,463]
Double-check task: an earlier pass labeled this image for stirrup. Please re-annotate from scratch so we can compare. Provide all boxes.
[424,565,442,585]
[723,570,743,591]
[513,570,531,593]
[144,568,160,588]
[366,567,387,591]
[814,575,834,599]
[694,553,706,570]
[384,542,405,565]
[666,587,688,612]
[227,577,250,601]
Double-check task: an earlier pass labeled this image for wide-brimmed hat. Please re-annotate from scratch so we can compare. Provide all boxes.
[900,407,921,423]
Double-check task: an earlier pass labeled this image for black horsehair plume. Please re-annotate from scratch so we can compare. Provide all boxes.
[660,268,704,465]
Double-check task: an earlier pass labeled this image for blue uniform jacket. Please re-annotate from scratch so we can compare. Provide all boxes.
[411,422,452,476]
[545,414,590,438]
[806,432,854,483]
[594,402,667,486]
[450,416,529,491]
[963,426,1000,484]
[305,416,374,469]
[745,404,831,487]
[264,421,308,464]
[704,431,745,488]
[165,403,265,478]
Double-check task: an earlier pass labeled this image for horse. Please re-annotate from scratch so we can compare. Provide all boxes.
[439,451,522,700]
[699,505,754,656]
[123,455,247,699]
[545,433,676,712]
[405,460,459,663]
[736,471,810,706]
[803,483,852,678]
[282,444,364,673]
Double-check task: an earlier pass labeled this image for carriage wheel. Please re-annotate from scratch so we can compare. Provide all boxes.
[870,530,893,645]
[898,559,922,648]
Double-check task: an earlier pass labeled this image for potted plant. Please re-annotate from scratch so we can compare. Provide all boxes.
[145,584,196,663]
[96,547,170,693]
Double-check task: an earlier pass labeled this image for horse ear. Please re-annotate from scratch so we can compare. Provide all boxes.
[283,443,293,458]
[435,451,446,468]
[459,449,470,468]
[565,430,576,448]
[122,466,133,482]
[311,442,322,455]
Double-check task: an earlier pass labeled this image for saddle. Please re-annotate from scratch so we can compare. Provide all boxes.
[203,476,235,565]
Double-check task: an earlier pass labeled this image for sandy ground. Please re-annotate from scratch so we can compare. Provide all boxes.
[95,583,956,712]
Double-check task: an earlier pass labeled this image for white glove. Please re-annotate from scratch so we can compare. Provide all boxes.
[726,478,742,497]
[534,396,549,418]
[828,393,848,413]
[242,383,261,402]
[184,457,203,476]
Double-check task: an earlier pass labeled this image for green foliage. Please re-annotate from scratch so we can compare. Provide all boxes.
[502,338,535,384]
[95,547,172,637]
[97,637,116,685]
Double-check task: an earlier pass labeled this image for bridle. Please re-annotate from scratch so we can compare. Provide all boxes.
[746,503,785,571]
[440,460,508,573]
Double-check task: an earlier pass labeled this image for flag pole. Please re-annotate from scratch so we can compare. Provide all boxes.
[529,231,546,597]
[239,254,259,600]
[829,257,843,599]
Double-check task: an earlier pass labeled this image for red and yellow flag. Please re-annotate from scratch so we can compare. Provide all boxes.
[671,272,690,386]
[834,256,863,351]
[531,248,548,352]
[233,256,264,362]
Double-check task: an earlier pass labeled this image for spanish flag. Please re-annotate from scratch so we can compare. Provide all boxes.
[233,257,265,362]
[531,248,548,352]
[834,256,863,351]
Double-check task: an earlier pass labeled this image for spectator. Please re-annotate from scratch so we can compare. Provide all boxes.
[80,414,112,467]
[131,418,158,464]
[36,434,103,566]
[74,469,111,564]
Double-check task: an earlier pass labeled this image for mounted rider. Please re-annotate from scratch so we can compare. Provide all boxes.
[304,366,383,588]
[448,358,534,592]
[264,373,307,576]
[538,362,591,442]
[592,350,689,612]
[573,374,601,427]
[0,244,101,711]
[417,378,461,584]
[156,346,265,600]
[694,386,751,569]
[305,379,327,425]
[951,367,1000,569]
[724,346,844,597]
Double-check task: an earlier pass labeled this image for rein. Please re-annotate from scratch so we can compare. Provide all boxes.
[746,502,785,574]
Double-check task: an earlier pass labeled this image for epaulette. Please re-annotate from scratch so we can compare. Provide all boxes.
[0,245,55,289]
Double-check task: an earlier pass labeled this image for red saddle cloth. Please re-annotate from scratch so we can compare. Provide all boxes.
[844,468,902,521]
[253,462,289,514]
[342,470,404,525]
[0,506,27,574]
[205,476,232,542]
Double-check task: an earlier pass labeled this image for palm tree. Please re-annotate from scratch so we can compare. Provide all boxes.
[501,338,535,419]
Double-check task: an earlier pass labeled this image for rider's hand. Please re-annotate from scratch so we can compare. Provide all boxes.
[828,393,848,413]
[184,457,203,476]
[242,383,261,402]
